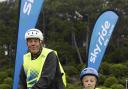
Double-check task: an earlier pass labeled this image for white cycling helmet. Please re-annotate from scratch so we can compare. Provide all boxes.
[25,28,44,40]
[80,67,98,80]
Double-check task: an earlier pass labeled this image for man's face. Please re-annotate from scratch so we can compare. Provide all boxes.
[82,75,97,89]
[27,38,42,54]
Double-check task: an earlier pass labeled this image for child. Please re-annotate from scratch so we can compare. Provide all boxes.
[80,67,98,89]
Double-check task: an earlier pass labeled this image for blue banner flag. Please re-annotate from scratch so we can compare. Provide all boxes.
[13,0,44,89]
[88,10,119,71]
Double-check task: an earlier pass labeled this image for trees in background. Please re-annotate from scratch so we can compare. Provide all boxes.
[0,0,128,88]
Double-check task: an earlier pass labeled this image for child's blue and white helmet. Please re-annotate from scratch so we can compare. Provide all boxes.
[80,67,98,80]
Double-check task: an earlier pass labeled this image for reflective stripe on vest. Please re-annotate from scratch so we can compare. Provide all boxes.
[23,47,66,88]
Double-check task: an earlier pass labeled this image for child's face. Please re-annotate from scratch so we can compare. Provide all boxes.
[82,75,97,89]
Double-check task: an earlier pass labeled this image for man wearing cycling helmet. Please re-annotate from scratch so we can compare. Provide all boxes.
[18,28,66,89]
[80,67,98,89]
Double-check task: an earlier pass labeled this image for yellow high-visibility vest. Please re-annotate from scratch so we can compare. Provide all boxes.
[23,47,66,88]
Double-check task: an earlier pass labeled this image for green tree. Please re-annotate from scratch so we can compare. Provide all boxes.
[111,84,124,89]
[0,84,11,89]
[104,76,118,87]
[110,64,128,78]
[0,71,8,83]
[3,77,12,85]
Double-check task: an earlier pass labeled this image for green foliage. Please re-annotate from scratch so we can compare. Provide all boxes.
[100,62,111,75]
[63,65,80,84]
[110,64,128,78]
[64,66,79,76]
[0,47,5,58]
[98,74,106,85]
[103,76,118,87]
[0,72,8,83]
[47,41,77,64]
[3,77,13,85]
[74,64,85,71]
[0,84,11,89]
[118,77,127,85]
[5,68,14,77]
[106,48,128,63]
[124,61,128,68]
[111,84,124,89]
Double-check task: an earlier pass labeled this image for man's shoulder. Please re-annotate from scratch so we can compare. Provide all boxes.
[42,47,56,56]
